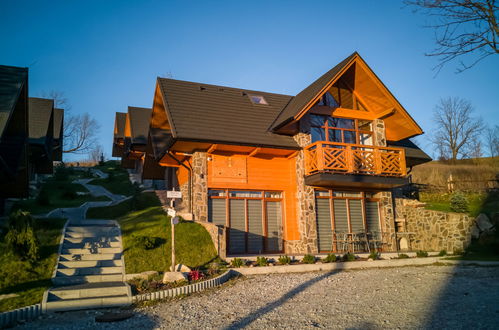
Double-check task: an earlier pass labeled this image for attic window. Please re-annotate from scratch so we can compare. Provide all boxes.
[248,95,268,105]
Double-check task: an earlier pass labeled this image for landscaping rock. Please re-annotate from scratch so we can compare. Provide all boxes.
[162,271,187,283]
[173,264,191,272]
[126,270,159,281]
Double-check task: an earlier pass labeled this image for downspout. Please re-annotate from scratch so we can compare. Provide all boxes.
[164,151,193,214]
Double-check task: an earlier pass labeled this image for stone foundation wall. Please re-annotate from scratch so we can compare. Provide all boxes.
[377,191,397,251]
[192,152,208,222]
[197,222,227,259]
[291,132,318,254]
[395,198,474,252]
[373,119,386,147]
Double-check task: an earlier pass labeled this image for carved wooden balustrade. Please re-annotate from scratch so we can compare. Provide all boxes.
[304,141,407,177]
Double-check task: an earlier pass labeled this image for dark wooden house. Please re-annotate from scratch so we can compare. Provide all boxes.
[28,97,55,176]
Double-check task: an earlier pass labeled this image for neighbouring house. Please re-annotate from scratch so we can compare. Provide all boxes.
[52,107,64,161]
[112,112,126,158]
[119,52,432,256]
[28,97,55,179]
[0,65,30,203]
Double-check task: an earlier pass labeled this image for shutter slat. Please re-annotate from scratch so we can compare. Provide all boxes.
[266,201,282,252]
[208,199,226,226]
[365,201,380,232]
[315,199,332,251]
[333,199,349,232]
[349,200,364,232]
[247,200,263,254]
[229,200,245,254]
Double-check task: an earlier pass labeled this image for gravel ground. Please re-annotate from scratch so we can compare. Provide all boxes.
[17,265,499,329]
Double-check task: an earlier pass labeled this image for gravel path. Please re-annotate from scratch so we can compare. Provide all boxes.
[17,265,499,329]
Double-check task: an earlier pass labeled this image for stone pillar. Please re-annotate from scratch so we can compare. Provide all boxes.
[376,191,396,251]
[192,151,208,222]
[373,119,386,147]
[285,132,318,254]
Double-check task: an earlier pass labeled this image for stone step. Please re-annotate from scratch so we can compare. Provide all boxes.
[44,294,130,312]
[64,236,121,244]
[57,266,123,276]
[63,241,122,249]
[66,226,119,234]
[59,253,121,261]
[52,273,123,286]
[77,219,117,226]
[61,247,122,255]
[65,232,120,238]
[58,259,123,268]
[48,282,129,300]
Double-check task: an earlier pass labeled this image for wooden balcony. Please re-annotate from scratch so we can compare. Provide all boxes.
[304,141,407,178]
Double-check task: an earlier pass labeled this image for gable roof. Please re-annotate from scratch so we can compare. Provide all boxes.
[0,65,28,138]
[28,97,54,142]
[157,78,299,149]
[114,112,126,139]
[53,108,64,139]
[128,107,152,145]
[270,52,357,131]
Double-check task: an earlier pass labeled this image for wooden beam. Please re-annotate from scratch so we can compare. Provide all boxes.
[332,107,376,120]
[207,144,218,154]
[248,147,261,157]
[375,108,395,119]
[286,151,299,159]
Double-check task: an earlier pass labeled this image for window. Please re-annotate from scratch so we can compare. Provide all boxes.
[248,95,268,105]
[317,92,339,108]
[310,115,373,145]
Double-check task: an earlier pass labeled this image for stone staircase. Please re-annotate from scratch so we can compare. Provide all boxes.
[42,220,132,312]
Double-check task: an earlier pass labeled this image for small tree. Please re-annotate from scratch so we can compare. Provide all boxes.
[5,210,40,262]
[431,97,484,162]
[485,125,499,157]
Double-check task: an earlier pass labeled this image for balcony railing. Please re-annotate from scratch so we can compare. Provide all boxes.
[304,141,407,177]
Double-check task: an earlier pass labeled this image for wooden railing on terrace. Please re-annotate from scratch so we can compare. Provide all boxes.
[304,141,407,177]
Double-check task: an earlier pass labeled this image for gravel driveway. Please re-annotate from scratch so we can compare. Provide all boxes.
[18,265,499,329]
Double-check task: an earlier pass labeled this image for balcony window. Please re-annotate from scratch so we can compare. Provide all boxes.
[310,115,373,145]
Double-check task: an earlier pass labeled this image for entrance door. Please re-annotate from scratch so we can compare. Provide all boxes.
[208,190,283,255]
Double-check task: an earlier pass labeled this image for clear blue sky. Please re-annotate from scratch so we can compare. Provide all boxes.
[1,0,498,161]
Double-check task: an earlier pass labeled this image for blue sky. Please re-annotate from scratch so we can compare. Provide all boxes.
[1,0,498,161]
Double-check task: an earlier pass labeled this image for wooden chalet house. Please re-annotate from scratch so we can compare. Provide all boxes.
[52,108,64,161]
[0,65,29,201]
[28,97,55,178]
[130,52,431,255]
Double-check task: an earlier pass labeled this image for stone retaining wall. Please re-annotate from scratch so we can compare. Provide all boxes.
[395,198,474,252]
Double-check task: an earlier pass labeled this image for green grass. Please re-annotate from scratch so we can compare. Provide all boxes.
[119,207,217,273]
[86,192,160,219]
[12,181,110,215]
[0,218,66,312]
[419,191,497,218]
[89,160,134,196]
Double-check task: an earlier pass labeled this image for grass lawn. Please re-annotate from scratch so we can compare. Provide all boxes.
[12,180,110,215]
[419,191,498,218]
[0,217,66,312]
[89,161,134,196]
[86,192,160,219]
[119,206,217,273]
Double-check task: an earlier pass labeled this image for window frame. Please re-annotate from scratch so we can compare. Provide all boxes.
[310,115,373,145]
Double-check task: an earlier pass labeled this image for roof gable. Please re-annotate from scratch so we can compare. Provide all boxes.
[128,107,152,145]
[28,97,54,142]
[53,108,64,139]
[113,112,127,139]
[0,65,28,138]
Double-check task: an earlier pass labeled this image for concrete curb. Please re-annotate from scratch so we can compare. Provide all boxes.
[132,270,233,303]
[230,257,499,276]
[0,304,42,328]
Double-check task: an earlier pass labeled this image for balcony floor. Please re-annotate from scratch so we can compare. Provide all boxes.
[305,172,409,190]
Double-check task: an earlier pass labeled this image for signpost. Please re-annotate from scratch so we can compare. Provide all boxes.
[166,190,182,272]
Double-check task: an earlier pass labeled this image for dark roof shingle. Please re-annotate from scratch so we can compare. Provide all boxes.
[28,97,54,144]
[128,107,152,145]
[0,65,28,138]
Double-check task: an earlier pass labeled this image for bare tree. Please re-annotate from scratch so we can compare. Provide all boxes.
[485,124,499,157]
[40,90,72,111]
[431,97,484,161]
[63,113,101,154]
[89,145,104,163]
[405,0,499,73]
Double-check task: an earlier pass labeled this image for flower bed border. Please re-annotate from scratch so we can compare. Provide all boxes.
[0,303,42,328]
[132,270,233,303]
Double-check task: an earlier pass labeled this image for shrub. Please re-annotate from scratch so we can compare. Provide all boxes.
[450,192,468,213]
[256,256,268,267]
[368,251,381,260]
[231,258,244,268]
[416,250,428,258]
[54,164,70,181]
[397,253,410,259]
[133,235,160,250]
[36,188,51,206]
[438,249,447,256]
[342,253,356,262]
[62,189,77,200]
[278,255,291,265]
[188,270,205,281]
[323,253,337,263]
[4,210,40,262]
[302,254,316,264]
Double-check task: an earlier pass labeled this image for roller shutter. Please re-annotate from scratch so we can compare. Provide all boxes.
[247,200,263,254]
[266,201,282,252]
[229,200,246,254]
[208,199,226,226]
[349,200,364,232]
[365,201,380,232]
[333,199,349,232]
[315,199,332,252]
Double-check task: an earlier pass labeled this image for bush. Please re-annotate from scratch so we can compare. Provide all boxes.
[256,256,268,267]
[302,254,316,264]
[438,249,447,256]
[450,192,468,213]
[416,250,429,258]
[132,235,160,250]
[323,253,337,263]
[54,164,70,181]
[397,253,410,259]
[342,253,356,262]
[188,270,205,281]
[278,255,291,265]
[368,251,381,260]
[62,190,77,200]
[4,210,40,262]
[36,188,50,206]
[231,258,244,268]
